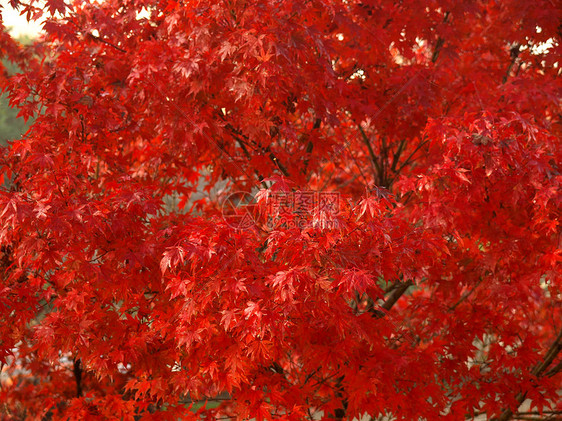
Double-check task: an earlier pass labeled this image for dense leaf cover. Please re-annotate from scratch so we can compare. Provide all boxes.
[0,0,561,420]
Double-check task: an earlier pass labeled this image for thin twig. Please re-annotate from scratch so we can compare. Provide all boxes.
[358,124,382,178]
[449,277,484,311]
[86,33,127,53]
[431,12,450,63]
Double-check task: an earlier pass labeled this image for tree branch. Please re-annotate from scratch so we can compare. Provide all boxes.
[530,327,562,377]
[503,44,520,84]
[358,124,383,179]
[494,328,562,421]
[303,118,320,176]
[390,139,406,173]
[431,37,445,63]
[545,360,561,377]
[431,12,450,63]
[73,358,83,398]
[395,138,429,174]
[449,277,484,311]
[335,280,413,418]
[366,280,413,318]
[235,137,268,188]
[381,280,413,312]
[225,122,290,178]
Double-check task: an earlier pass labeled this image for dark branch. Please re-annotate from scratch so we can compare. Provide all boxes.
[73,358,83,398]
[303,118,320,175]
[87,33,127,53]
[494,328,562,421]
[390,139,406,173]
[431,12,450,63]
[358,124,383,179]
[449,277,484,311]
[235,137,268,188]
[225,122,290,178]
[365,280,413,318]
[264,145,290,177]
[546,360,562,377]
[381,280,413,312]
[431,37,445,63]
[531,328,562,377]
[503,44,520,84]
[336,280,413,418]
[395,138,429,174]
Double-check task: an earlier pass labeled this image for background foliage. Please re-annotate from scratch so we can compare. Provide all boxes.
[0,1,560,420]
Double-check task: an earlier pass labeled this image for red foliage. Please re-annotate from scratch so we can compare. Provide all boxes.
[0,0,560,420]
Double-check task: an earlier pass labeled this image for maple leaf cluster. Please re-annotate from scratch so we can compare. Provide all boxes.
[0,0,560,420]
